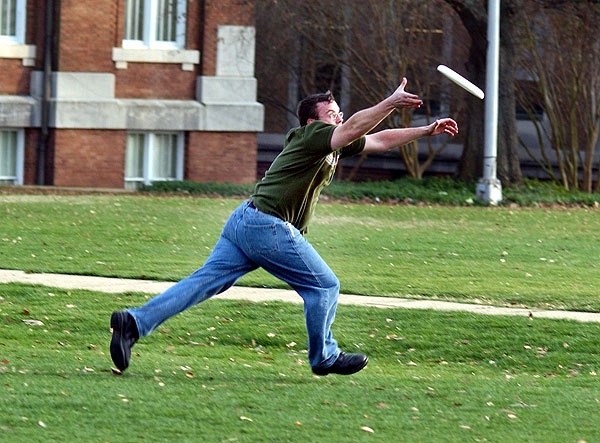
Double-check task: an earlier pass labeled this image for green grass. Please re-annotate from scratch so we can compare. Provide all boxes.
[2,187,600,441]
[1,283,599,442]
[1,193,599,311]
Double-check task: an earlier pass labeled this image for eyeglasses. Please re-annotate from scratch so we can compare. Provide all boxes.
[327,111,344,120]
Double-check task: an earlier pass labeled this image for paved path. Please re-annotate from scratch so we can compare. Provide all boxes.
[1,269,599,323]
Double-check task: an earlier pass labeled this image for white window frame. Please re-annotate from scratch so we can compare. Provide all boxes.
[0,0,36,66]
[114,0,197,70]
[122,0,187,50]
[0,128,24,185]
[124,132,184,189]
[0,0,26,44]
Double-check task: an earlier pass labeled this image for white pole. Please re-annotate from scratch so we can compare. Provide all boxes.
[476,0,502,204]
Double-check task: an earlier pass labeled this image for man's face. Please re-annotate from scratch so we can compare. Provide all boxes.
[311,101,344,126]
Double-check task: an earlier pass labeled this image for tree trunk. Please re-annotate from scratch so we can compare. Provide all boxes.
[497,0,523,186]
[446,0,522,185]
[452,1,487,181]
[456,53,486,182]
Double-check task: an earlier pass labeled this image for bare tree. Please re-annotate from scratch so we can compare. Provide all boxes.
[256,0,458,179]
[442,0,523,186]
[516,2,600,191]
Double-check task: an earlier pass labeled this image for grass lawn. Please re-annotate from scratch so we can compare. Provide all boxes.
[1,194,599,311]
[1,283,599,442]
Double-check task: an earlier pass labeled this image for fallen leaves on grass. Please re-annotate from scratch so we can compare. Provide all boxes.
[360,426,374,433]
[502,409,517,419]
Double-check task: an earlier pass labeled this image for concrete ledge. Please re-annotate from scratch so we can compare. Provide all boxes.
[22,70,264,131]
[196,76,257,103]
[0,43,36,66]
[123,99,204,131]
[204,102,264,132]
[112,47,200,71]
[0,95,37,127]
[51,99,125,129]
[44,98,262,131]
[31,72,115,100]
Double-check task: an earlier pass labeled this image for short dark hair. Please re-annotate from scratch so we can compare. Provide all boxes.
[296,91,335,126]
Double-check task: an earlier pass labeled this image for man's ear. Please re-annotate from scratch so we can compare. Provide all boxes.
[306,118,315,125]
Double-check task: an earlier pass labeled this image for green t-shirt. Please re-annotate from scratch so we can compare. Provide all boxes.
[251,121,365,233]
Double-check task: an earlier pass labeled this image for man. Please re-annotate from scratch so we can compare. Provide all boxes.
[110,78,458,376]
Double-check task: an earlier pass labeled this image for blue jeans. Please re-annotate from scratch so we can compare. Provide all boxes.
[128,201,341,369]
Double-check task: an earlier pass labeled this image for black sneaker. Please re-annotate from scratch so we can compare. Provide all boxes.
[311,352,368,376]
[110,311,139,372]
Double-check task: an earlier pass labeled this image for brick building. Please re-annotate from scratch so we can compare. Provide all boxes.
[0,0,263,188]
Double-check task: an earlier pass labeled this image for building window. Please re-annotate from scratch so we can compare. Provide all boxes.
[0,129,24,185]
[0,0,35,65]
[123,0,186,49]
[0,0,26,44]
[125,132,184,189]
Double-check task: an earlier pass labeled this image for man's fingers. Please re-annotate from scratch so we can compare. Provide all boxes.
[442,119,458,135]
[401,95,423,108]
[433,119,458,137]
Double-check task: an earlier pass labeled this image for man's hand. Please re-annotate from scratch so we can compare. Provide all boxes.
[330,77,423,150]
[428,118,459,137]
[388,78,423,109]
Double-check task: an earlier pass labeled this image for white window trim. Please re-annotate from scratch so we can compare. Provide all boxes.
[123,0,186,49]
[112,47,199,71]
[0,129,25,185]
[115,0,196,70]
[125,132,184,188]
[0,43,36,65]
[0,0,26,43]
[0,0,36,66]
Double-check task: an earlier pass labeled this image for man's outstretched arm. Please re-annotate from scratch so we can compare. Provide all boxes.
[362,118,459,153]
[330,78,422,150]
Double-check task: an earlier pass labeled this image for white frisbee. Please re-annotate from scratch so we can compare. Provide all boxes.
[437,64,485,100]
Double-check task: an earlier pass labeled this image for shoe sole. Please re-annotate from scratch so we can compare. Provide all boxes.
[312,356,368,376]
[110,312,128,371]
[350,356,368,374]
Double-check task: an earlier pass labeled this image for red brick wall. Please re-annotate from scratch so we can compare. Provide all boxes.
[52,129,126,187]
[48,130,256,187]
[115,63,197,98]
[187,132,257,184]
[28,0,45,63]
[0,60,33,95]
[23,129,40,185]
[201,0,255,76]
[57,1,116,72]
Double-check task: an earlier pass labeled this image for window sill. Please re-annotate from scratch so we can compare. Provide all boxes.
[112,47,200,71]
[0,43,36,66]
